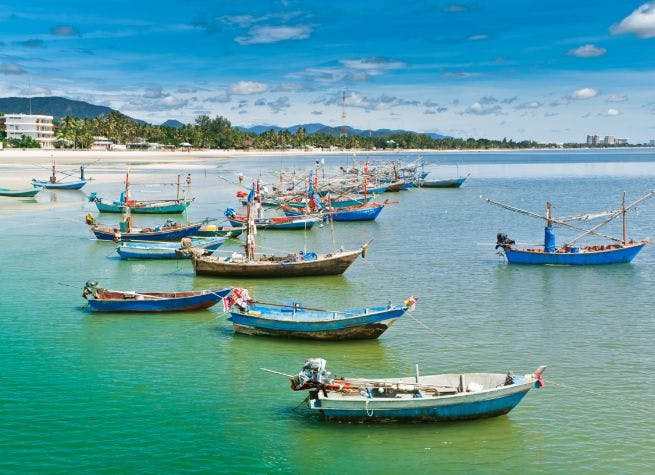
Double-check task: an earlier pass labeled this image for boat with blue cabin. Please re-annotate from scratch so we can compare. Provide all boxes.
[33,162,87,190]
[275,359,546,422]
[489,192,653,265]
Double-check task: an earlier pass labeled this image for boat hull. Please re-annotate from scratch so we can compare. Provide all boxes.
[95,201,191,214]
[196,226,244,238]
[33,180,86,190]
[116,238,224,259]
[312,384,532,422]
[86,288,231,313]
[193,249,363,278]
[504,242,646,265]
[420,177,467,188]
[331,204,384,221]
[92,223,202,241]
[227,217,317,230]
[0,187,41,197]
[229,307,405,340]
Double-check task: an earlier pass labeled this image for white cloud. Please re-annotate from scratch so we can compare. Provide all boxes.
[611,2,655,38]
[468,34,488,41]
[235,25,312,45]
[20,86,51,95]
[606,94,628,103]
[0,63,26,75]
[144,87,165,99]
[515,101,542,110]
[568,44,606,58]
[601,108,620,117]
[462,102,502,115]
[570,88,598,100]
[313,91,419,111]
[340,57,407,72]
[229,81,268,95]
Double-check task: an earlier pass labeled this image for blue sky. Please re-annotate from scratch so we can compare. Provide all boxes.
[1,1,655,142]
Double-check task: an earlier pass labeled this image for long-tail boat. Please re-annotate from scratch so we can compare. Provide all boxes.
[488,191,654,265]
[268,359,546,423]
[0,187,41,197]
[33,161,86,190]
[224,208,319,230]
[190,188,370,278]
[89,172,193,213]
[82,281,231,313]
[87,211,202,242]
[419,175,469,188]
[116,237,225,259]
[227,291,412,340]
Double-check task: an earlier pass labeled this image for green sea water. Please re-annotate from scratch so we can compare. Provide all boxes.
[2,150,655,473]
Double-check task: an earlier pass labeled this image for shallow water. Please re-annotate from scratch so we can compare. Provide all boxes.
[1,149,654,473]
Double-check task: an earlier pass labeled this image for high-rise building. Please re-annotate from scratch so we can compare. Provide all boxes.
[604,135,616,145]
[0,114,54,148]
[586,134,599,145]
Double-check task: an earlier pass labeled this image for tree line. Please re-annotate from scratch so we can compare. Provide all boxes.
[5,111,555,150]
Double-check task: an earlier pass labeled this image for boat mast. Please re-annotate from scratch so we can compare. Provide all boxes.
[622,192,627,245]
[177,174,180,201]
[245,193,256,261]
[50,159,57,183]
[546,201,552,227]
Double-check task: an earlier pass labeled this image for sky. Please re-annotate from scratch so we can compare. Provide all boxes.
[1,1,655,142]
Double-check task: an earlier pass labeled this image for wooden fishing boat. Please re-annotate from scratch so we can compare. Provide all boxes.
[282,202,386,221]
[192,196,370,278]
[193,246,368,278]
[224,208,319,230]
[116,237,225,260]
[0,187,41,197]
[82,281,231,313]
[88,172,193,213]
[419,176,468,188]
[88,213,202,242]
[33,178,86,190]
[284,195,370,209]
[33,161,87,189]
[275,359,546,422]
[228,298,411,339]
[196,224,244,238]
[488,192,653,265]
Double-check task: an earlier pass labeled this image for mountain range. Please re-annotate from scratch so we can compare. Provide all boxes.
[0,96,448,138]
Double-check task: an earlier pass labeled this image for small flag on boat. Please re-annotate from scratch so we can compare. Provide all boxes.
[404,296,417,311]
[246,183,255,203]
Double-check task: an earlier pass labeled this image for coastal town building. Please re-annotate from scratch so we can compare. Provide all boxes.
[0,114,55,148]
[586,135,599,145]
[585,134,628,146]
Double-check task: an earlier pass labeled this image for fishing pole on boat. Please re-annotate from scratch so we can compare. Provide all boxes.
[261,368,294,378]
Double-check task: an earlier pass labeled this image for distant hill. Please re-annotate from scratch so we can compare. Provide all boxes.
[160,119,185,128]
[0,96,142,122]
[237,123,448,139]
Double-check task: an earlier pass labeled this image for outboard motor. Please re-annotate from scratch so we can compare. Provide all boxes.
[290,358,333,391]
[224,207,237,217]
[87,192,98,203]
[495,233,515,251]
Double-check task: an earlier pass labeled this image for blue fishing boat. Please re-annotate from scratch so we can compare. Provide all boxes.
[281,201,386,222]
[228,297,411,340]
[82,281,231,313]
[33,161,87,189]
[88,214,202,241]
[273,359,546,422]
[489,192,653,265]
[224,208,318,230]
[33,179,86,190]
[116,237,225,259]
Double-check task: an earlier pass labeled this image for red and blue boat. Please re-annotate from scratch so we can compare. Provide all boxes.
[224,208,318,230]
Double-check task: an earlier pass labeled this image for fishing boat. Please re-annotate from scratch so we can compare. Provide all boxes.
[270,359,546,422]
[224,208,319,230]
[32,161,87,190]
[281,202,386,222]
[196,223,244,239]
[88,172,193,213]
[0,187,41,197]
[87,213,202,242]
[116,237,225,260]
[488,192,653,265]
[82,281,231,313]
[283,195,371,209]
[227,292,413,340]
[191,188,370,278]
[419,175,469,188]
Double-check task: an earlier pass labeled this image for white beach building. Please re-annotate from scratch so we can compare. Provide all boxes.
[1,114,55,149]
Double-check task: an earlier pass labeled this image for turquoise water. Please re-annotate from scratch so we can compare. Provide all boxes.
[2,150,655,473]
